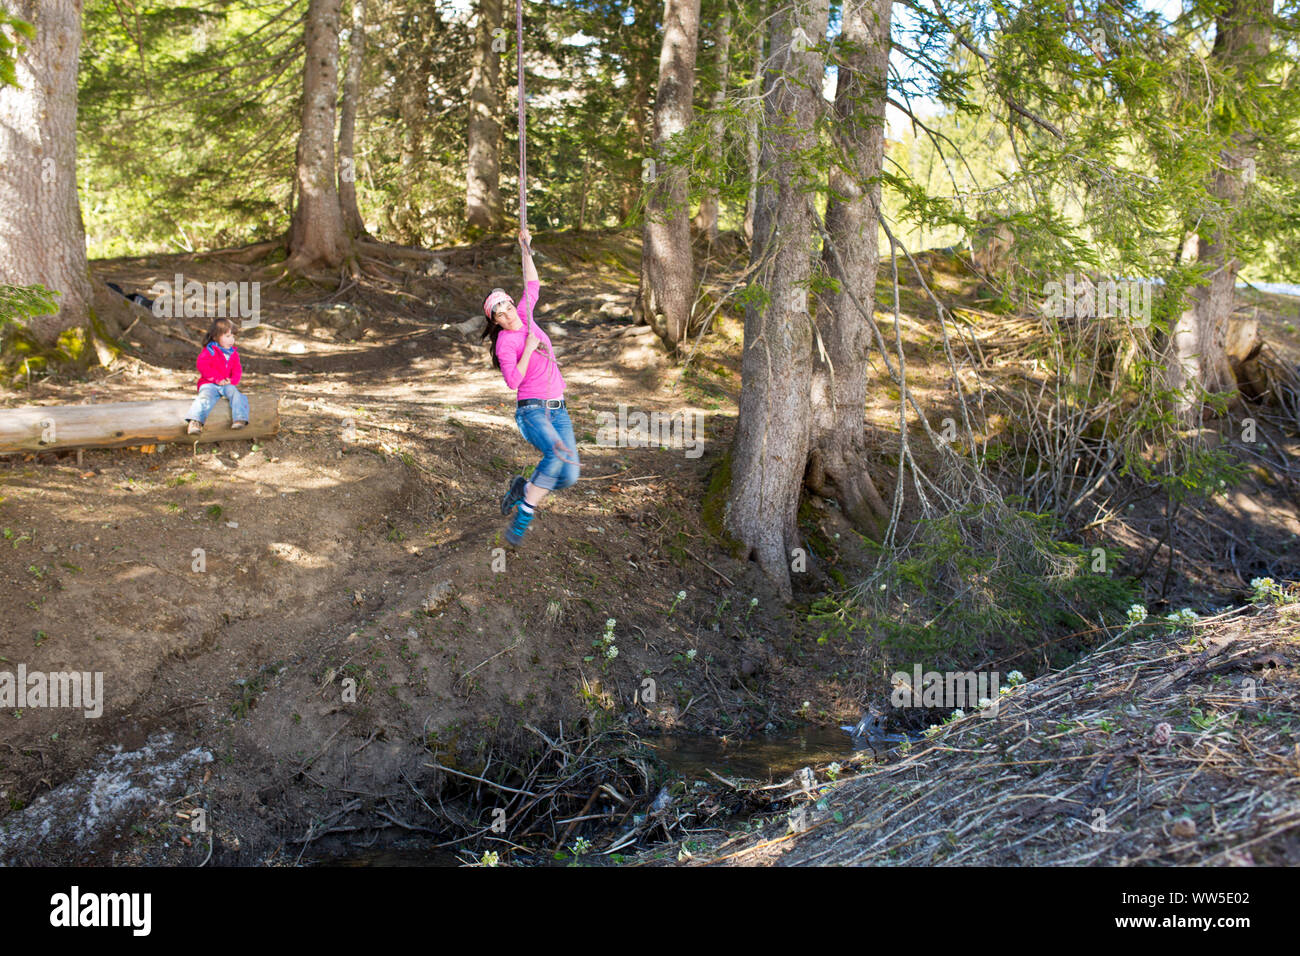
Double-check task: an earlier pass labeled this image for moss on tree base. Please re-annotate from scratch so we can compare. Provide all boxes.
[0,321,107,387]
[701,446,745,558]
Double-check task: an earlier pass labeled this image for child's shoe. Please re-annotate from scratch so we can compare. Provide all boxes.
[231,420,248,430]
[500,475,527,515]
[187,420,203,435]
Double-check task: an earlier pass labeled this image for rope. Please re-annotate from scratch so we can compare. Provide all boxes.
[553,439,580,467]
[520,4,575,471]
[516,0,524,223]
[514,0,547,357]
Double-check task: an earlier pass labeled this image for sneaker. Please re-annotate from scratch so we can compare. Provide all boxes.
[231,421,248,430]
[187,420,203,435]
[505,500,535,545]
[500,475,527,516]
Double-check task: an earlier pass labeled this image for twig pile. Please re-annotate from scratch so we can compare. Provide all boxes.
[699,605,1300,866]
[423,723,727,863]
[1249,342,1300,426]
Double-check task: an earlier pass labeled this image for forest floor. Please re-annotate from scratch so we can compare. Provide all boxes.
[0,229,1297,866]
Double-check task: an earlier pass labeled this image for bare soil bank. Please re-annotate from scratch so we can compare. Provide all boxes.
[1,232,1297,864]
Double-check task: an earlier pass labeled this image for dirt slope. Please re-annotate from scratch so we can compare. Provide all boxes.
[2,232,1299,864]
[0,232,808,863]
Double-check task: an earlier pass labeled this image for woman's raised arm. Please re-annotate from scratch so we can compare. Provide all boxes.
[520,227,538,285]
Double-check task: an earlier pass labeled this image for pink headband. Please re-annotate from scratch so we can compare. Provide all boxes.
[483,289,513,319]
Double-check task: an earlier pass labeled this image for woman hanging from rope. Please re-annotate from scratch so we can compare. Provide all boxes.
[483,226,580,546]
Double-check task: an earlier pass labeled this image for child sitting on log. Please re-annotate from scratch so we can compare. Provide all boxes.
[186,318,249,435]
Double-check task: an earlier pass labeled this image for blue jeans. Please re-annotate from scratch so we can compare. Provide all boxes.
[187,384,250,425]
[516,402,580,491]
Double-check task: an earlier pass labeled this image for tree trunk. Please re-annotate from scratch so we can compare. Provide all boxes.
[725,0,828,600]
[0,393,281,452]
[286,0,351,274]
[692,3,731,243]
[807,0,891,534]
[0,0,91,346]
[1170,0,1272,411]
[338,0,368,238]
[624,36,655,222]
[577,152,590,231]
[639,0,701,349]
[742,0,766,243]
[466,0,504,236]
[622,15,656,223]
[624,78,651,221]
[396,43,427,244]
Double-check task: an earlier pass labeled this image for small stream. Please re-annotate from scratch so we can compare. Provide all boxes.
[323,727,908,865]
[645,726,893,781]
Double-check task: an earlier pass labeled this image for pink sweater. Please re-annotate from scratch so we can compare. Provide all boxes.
[494,280,565,400]
[195,342,243,390]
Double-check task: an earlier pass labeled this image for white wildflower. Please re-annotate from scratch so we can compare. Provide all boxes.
[1251,577,1282,603]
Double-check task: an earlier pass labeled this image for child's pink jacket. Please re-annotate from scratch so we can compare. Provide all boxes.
[196,342,243,391]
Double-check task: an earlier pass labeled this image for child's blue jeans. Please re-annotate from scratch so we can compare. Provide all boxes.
[516,402,580,491]
[187,384,250,425]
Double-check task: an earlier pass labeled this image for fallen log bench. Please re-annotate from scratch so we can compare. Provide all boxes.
[0,392,280,453]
